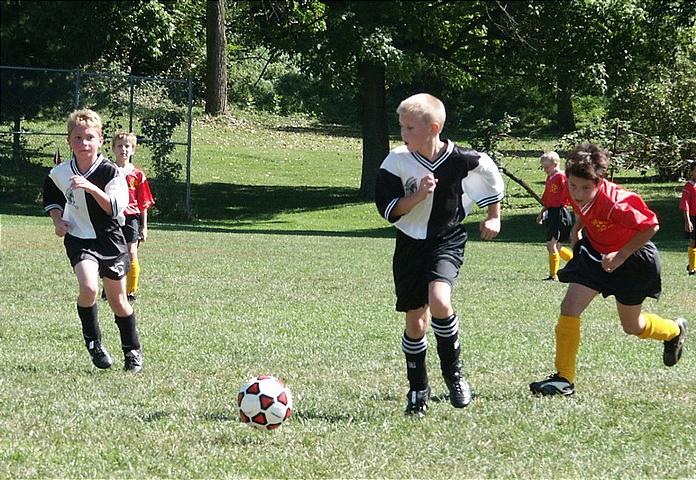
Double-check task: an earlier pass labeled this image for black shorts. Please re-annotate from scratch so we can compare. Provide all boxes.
[392,225,466,312]
[544,207,563,241]
[122,214,142,244]
[689,216,696,242]
[558,237,661,306]
[64,233,130,280]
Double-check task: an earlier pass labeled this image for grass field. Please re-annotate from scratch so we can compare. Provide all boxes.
[1,113,695,478]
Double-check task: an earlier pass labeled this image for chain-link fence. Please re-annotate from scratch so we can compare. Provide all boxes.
[1,65,193,216]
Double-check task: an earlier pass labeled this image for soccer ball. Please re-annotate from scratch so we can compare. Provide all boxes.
[237,375,293,430]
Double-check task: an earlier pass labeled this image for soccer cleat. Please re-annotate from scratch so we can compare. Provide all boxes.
[687,266,695,276]
[529,373,575,396]
[663,317,687,367]
[444,371,472,408]
[87,341,112,369]
[123,349,144,373]
[404,386,431,417]
[543,275,558,281]
[127,294,137,303]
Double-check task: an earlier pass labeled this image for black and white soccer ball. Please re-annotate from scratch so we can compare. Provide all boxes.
[237,375,293,430]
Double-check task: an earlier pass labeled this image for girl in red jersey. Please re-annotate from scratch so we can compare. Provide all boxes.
[679,160,696,275]
[530,143,687,396]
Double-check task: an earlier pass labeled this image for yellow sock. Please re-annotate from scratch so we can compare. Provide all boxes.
[689,247,696,272]
[126,259,140,295]
[549,253,560,277]
[639,313,680,341]
[560,246,574,262]
[555,315,580,383]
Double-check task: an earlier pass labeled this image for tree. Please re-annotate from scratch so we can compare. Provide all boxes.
[205,0,227,115]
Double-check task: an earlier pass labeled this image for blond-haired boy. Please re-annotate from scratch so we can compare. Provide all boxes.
[112,131,155,301]
[375,93,504,415]
[43,109,144,373]
[536,151,573,280]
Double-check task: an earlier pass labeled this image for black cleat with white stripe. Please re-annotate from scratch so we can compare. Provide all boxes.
[529,373,575,396]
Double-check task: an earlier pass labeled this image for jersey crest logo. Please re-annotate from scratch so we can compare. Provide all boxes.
[64,187,78,209]
[405,177,418,196]
[590,218,612,232]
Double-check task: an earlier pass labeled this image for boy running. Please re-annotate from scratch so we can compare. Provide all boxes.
[376,93,504,416]
[43,109,144,373]
[530,143,687,396]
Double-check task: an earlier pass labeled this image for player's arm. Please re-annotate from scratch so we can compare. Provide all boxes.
[602,225,658,272]
[391,174,437,217]
[43,175,70,236]
[480,201,501,240]
[70,175,114,215]
[140,208,149,242]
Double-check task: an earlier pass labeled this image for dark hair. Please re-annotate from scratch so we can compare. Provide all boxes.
[565,143,609,184]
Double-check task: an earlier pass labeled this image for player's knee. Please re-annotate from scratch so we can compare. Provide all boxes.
[620,322,642,336]
[78,283,98,302]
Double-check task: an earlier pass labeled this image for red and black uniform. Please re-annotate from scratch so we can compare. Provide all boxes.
[559,179,661,305]
[541,171,570,241]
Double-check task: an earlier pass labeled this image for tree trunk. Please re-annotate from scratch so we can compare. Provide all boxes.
[358,61,389,200]
[205,0,227,116]
[556,76,576,133]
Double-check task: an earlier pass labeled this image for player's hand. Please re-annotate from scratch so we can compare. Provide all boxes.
[480,216,500,240]
[53,219,71,237]
[601,251,626,273]
[417,174,438,197]
[686,220,694,233]
[70,175,97,195]
[140,228,147,243]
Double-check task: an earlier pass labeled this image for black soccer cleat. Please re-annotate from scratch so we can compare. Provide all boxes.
[87,341,112,369]
[444,371,472,408]
[123,348,144,373]
[687,265,695,276]
[529,373,575,396]
[663,317,687,367]
[543,275,558,281]
[405,386,431,417]
[127,293,137,303]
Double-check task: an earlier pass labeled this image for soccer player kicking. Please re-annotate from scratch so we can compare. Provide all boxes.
[376,93,504,416]
[530,143,687,396]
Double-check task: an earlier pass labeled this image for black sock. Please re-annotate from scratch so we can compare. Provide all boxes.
[432,313,462,378]
[114,313,141,352]
[77,303,101,347]
[402,332,428,391]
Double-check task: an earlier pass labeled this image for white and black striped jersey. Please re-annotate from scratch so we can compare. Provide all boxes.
[375,140,504,240]
[43,154,128,239]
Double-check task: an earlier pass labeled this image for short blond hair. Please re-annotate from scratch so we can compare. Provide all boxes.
[112,131,138,149]
[67,108,103,136]
[396,93,446,131]
[540,151,561,165]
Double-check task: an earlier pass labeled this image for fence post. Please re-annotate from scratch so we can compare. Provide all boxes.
[185,76,193,217]
[74,68,81,108]
[129,77,135,132]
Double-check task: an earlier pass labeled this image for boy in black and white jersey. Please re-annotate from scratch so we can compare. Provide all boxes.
[375,93,504,416]
[43,108,144,373]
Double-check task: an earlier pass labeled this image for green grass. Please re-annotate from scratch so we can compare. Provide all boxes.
[1,113,695,478]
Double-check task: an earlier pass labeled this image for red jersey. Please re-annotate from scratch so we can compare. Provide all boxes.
[679,179,696,215]
[569,179,658,254]
[541,171,569,208]
[120,163,155,216]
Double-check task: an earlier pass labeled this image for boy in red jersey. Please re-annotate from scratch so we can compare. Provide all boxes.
[530,143,687,396]
[679,160,696,275]
[536,151,573,280]
[112,131,155,302]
